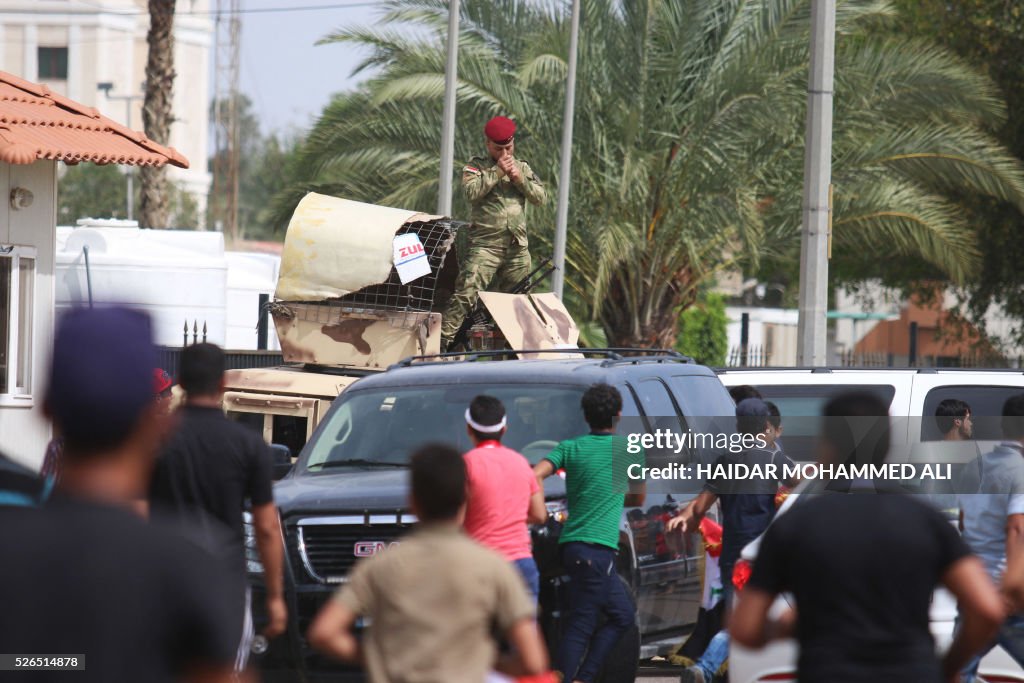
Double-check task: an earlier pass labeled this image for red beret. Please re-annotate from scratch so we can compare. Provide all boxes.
[484,116,516,143]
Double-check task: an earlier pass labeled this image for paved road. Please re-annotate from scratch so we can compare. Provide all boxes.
[636,664,682,682]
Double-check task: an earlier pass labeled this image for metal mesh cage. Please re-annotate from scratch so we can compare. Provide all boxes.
[274,218,463,330]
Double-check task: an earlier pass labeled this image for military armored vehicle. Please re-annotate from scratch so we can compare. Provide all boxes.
[224,193,579,461]
[231,193,724,683]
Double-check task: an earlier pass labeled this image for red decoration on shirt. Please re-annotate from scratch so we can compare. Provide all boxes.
[699,517,724,558]
[732,560,753,592]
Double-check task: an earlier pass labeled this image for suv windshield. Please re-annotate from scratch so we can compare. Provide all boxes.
[300,384,590,472]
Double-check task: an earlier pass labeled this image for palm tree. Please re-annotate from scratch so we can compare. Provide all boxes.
[140,0,176,229]
[273,0,1024,347]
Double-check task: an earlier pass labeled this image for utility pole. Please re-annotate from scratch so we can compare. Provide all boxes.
[213,0,242,239]
[551,0,581,300]
[97,82,144,220]
[795,0,836,366]
[437,0,460,216]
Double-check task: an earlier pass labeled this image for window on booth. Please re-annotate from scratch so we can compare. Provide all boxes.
[0,246,36,403]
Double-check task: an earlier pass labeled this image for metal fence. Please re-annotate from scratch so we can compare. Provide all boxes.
[838,351,890,367]
[726,344,771,367]
[955,352,1024,369]
[727,346,1024,368]
[157,347,283,379]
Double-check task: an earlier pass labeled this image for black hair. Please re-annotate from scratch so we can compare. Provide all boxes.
[581,383,622,430]
[730,385,763,405]
[180,343,225,396]
[468,395,506,442]
[935,398,971,435]
[765,401,782,430]
[410,443,467,521]
[822,392,890,467]
[1002,394,1024,440]
[735,399,771,437]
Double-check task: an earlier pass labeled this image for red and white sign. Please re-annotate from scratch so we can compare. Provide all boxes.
[393,233,431,284]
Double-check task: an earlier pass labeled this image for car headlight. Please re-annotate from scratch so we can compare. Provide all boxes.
[242,510,264,575]
[545,500,569,524]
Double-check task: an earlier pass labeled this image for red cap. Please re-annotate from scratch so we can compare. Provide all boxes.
[484,116,516,144]
[153,368,173,395]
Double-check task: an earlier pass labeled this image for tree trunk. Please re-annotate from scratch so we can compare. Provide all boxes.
[602,263,699,349]
[140,0,176,229]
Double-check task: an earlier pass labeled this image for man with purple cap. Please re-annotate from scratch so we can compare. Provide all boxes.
[0,306,238,682]
[440,115,547,350]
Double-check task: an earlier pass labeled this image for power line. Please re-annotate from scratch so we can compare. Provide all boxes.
[11,1,379,16]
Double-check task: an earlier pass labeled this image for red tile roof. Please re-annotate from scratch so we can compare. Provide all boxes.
[0,70,188,168]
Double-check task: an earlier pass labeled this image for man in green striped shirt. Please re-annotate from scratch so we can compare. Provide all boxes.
[534,383,645,683]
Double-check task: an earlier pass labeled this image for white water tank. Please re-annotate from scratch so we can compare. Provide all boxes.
[225,251,281,351]
[56,220,228,346]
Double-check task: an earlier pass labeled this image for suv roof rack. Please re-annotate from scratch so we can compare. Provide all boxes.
[599,355,695,368]
[392,348,693,368]
[713,366,1024,373]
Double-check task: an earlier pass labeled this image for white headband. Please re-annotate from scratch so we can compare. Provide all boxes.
[465,408,507,434]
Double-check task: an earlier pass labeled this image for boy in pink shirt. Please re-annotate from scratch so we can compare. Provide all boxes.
[463,395,548,598]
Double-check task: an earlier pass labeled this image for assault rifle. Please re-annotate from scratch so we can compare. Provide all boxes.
[448,258,555,352]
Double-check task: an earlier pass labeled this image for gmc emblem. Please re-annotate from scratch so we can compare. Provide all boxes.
[353,541,400,557]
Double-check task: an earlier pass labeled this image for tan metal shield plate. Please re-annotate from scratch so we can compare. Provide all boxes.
[272,306,442,368]
[478,292,581,359]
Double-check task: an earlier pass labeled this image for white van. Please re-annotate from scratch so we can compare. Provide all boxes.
[717,368,1024,683]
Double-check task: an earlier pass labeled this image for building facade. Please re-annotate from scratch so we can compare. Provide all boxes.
[0,0,212,221]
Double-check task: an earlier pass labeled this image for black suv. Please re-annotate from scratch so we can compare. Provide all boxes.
[246,349,736,683]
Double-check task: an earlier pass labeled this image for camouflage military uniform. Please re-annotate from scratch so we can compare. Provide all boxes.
[440,154,547,343]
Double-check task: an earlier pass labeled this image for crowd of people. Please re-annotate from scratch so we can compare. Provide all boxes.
[0,303,649,683]
[681,387,1024,683]
[5,302,1024,683]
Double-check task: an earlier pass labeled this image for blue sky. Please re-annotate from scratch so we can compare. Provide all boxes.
[234,1,382,135]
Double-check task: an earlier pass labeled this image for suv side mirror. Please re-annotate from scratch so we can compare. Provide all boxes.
[270,443,293,480]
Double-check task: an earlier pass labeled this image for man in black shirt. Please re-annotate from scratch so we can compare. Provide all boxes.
[149,342,286,669]
[732,392,1003,683]
[668,397,795,682]
[0,307,237,682]
[669,398,796,602]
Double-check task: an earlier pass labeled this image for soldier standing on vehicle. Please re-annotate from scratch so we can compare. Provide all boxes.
[440,116,547,350]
